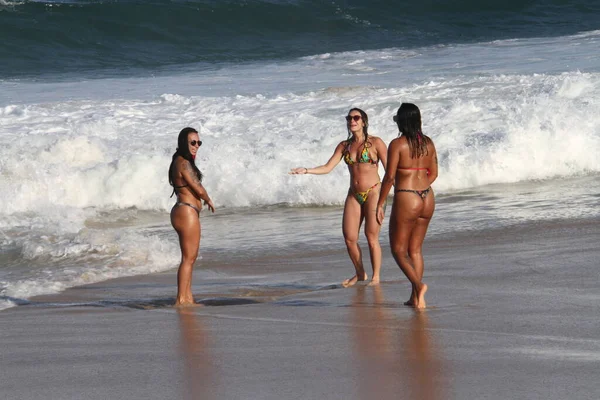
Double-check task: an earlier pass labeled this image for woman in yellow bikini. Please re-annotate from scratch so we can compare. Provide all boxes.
[377,103,438,309]
[169,127,215,306]
[290,108,387,287]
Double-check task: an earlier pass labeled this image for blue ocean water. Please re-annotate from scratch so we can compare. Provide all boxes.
[1,0,599,309]
[2,0,600,79]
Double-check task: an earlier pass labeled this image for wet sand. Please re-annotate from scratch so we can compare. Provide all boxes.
[2,217,600,400]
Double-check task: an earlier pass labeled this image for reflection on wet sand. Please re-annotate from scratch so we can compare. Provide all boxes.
[177,308,216,400]
[403,311,443,400]
[351,285,445,400]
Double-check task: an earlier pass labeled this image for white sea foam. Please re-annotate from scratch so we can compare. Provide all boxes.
[0,214,180,305]
[0,0,24,6]
[1,71,598,216]
[0,299,15,311]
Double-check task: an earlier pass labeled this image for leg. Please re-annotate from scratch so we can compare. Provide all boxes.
[342,193,367,287]
[406,190,436,305]
[171,205,201,306]
[408,191,435,281]
[404,217,429,306]
[362,186,383,286]
[389,192,428,309]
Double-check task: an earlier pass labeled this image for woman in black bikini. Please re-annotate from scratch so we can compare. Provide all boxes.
[169,127,215,306]
[290,108,387,287]
[376,104,438,309]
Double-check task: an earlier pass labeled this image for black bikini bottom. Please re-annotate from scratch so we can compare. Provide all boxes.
[175,202,201,216]
[395,187,431,200]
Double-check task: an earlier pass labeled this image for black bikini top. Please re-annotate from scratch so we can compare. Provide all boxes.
[170,183,188,198]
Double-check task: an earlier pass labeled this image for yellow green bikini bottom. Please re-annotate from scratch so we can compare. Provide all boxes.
[350,182,381,205]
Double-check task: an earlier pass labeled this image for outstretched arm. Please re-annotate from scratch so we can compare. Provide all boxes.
[289,142,345,175]
[376,138,400,224]
[180,160,215,212]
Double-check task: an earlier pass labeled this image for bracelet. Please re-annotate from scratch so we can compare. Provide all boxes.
[304,167,308,174]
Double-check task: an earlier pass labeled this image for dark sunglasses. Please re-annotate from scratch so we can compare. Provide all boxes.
[189,140,202,147]
[345,115,362,122]
[393,115,398,122]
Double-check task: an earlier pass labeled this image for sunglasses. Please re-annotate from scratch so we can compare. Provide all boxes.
[393,115,398,122]
[189,140,202,147]
[345,115,362,122]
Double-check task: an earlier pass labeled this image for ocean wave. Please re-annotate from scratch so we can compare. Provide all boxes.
[1,71,599,216]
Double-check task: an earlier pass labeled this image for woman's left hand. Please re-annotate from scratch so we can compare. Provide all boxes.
[205,199,215,213]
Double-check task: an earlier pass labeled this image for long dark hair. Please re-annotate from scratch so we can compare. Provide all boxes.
[168,127,203,187]
[346,107,371,148]
[395,103,430,158]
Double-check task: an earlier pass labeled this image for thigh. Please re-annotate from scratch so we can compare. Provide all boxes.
[363,185,382,237]
[410,190,435,252]
[342,193,364,241]
[390,192,423,250]
[420,188,435,219]
[171,205,201,256]
[408,216,431,254]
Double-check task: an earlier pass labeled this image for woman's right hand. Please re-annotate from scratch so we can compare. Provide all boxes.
[376,205,385,225]
[289,167,308,175]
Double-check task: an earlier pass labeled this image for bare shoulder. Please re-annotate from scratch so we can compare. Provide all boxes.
[176,156,198,176]
[426,136,437,151]
[368,135,384,144]
[368,135,387,149]
[390,136,406,149]
[174,155,187,169]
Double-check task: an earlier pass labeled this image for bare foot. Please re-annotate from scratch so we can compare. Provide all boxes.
[174,298,200,307]
[367,277,380,286]
[404,289,416,306]
[415,283,428,309]
[342,274,367,288]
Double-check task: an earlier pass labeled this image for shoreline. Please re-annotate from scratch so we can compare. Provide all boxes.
[22,215,600,309]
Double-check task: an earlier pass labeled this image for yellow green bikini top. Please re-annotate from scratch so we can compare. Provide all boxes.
[343,139,378,165]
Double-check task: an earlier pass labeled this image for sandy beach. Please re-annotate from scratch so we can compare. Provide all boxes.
[2,217,599,400]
